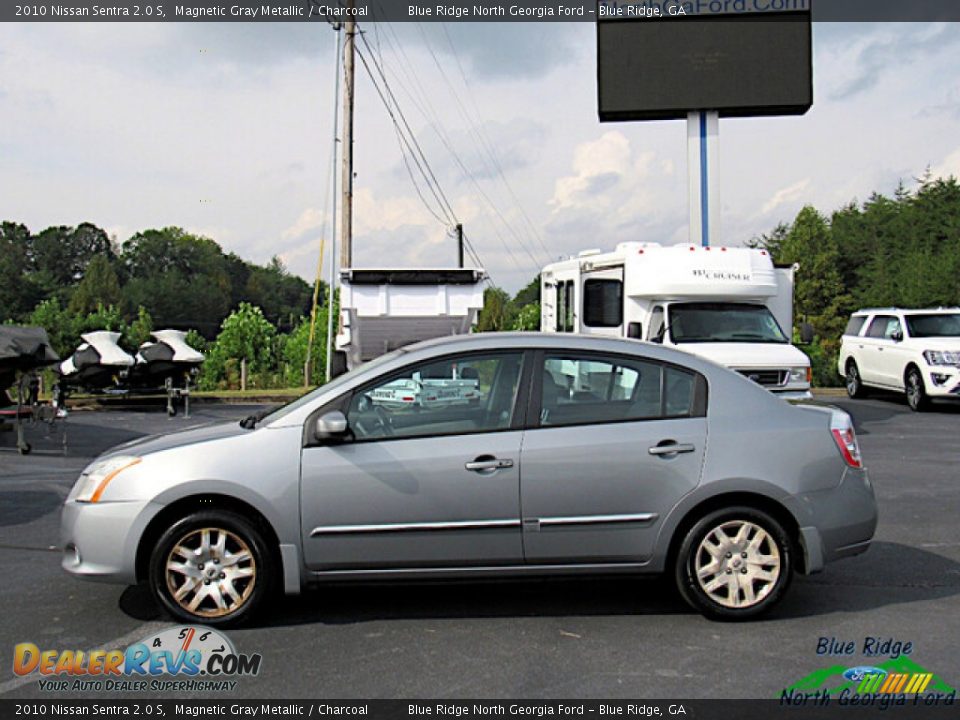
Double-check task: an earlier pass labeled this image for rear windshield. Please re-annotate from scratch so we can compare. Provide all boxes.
[905,313,960,338]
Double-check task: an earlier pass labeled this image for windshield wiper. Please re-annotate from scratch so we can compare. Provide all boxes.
[240,408,272,429]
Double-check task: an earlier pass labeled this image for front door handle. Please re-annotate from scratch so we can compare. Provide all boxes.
[648,442,696,457]
[465,457,514,472]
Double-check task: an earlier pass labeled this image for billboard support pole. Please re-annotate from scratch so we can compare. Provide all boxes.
[687,110,719,247]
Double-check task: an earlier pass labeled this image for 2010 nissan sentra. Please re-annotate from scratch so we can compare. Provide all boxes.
[61,333,877,625]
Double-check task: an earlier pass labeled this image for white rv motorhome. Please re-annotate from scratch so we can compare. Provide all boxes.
[541,243,812,399]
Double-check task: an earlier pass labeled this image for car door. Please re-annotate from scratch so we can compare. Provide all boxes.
[860,315,899,387]
[300,351,529,570]
[520,351,707,564]
[878,316,908,388]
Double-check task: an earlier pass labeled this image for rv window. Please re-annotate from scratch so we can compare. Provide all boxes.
[582,279,623,328]
[556,280,575,332]
[649,306,665,343]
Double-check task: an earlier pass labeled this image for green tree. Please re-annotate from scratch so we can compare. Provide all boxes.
[202,303,277,389]
[476,287,511,332]
[511,302,541,331]
[124,306,154,350]
[28,298,78,359]
[69,254,122,315]
[0,222,40,320]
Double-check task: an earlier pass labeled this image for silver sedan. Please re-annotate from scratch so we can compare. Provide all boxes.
[61,333,877,624]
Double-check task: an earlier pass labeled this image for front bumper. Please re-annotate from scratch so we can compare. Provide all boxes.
[61,499,161,585]
[922,366,960,398]
[775,389,814,402]
[786,466,878,574]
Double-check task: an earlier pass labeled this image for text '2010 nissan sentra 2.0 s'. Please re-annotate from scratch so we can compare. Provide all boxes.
[61,333,877,625]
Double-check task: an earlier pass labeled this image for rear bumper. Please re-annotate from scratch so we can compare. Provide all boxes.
[787,466,878,575]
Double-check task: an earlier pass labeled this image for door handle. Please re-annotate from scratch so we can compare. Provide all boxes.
[465,457,514,472]
[648,443,696,456]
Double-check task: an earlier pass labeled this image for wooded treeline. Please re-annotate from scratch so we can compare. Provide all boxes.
[751,175,960,384]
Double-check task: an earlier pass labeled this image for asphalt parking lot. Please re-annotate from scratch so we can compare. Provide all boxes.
[1,394,958,699]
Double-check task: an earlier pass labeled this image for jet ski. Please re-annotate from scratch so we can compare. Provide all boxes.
[130,330,205,416]
[58,331,135,392]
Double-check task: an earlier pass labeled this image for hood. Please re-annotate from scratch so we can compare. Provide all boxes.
[910,337,960,351]
[673,341,809,369]
[104,420,251,459]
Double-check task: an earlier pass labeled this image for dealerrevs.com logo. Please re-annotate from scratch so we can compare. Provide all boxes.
[12,626,262,692]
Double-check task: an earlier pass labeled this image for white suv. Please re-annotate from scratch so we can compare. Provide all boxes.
[838,308,960,411]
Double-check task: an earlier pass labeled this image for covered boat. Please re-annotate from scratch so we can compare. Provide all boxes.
[0,325,59,392]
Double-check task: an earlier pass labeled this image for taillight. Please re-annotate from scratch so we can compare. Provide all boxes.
[830,412,863,468]
[806,366,813,383]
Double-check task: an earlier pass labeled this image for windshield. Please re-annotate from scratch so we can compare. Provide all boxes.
[256,346,411,425]
[668,302,789,344]
[905,313,960,338]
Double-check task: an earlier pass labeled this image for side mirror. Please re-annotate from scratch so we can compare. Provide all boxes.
[799,323,815,345]
[627,322,643,339]
[315,410,349,441]
[891,329,904,343]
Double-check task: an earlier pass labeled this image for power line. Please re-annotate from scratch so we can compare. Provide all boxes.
[362,15,535,279]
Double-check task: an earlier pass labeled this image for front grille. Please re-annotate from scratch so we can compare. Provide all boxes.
[736,369,788,387]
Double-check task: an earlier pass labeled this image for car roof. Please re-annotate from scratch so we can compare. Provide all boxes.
[393,332,720,373]
[853,307,960,315]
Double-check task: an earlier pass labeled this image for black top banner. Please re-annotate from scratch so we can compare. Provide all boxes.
[3,1,960,23]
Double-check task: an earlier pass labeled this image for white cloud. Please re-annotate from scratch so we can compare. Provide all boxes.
[930,148,960,181]
[760,179,811,216]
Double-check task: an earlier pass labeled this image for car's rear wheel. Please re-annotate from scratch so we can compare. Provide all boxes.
[675,507,793,620]
[846,360,867,399]
[149,510,272,626]
[905,367,929,412]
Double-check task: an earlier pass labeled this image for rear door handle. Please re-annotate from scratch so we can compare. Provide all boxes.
[648,443,696,456]
[465,457,514,472]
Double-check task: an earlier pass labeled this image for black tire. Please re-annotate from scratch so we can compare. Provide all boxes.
[674,506,793,621]
[905,367,929,412]
[148,510,274,627]
[845,360,867,399]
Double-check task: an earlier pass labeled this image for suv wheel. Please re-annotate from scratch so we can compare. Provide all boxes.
[845,361,867,399]
[905,367,929,412]
[149,510,273,627]
[675,507,793,620]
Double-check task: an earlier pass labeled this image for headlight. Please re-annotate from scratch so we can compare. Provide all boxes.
[923,350,960,366]
[74,456,141,503]
[789,366,812,384]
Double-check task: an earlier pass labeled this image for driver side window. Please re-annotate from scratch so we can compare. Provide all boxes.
[347,353,524,441]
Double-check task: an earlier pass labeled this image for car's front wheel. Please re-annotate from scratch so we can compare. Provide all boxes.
[846,360,867,399]
[675,507,793,620]
[148,510,272,626]
[905,367,929,412]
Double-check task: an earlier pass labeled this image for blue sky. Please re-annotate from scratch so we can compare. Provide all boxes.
[1,21,959,291]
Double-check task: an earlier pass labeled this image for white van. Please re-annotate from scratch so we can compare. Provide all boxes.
[541,243,812,400]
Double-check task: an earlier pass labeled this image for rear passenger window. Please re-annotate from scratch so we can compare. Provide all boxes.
[664,366,696,418]
[844,316,867,336]
[539,355,706,427]
[866,316,901,340]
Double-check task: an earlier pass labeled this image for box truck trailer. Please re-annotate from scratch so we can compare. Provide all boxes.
[541,243,811,399]
[335,268,486,379]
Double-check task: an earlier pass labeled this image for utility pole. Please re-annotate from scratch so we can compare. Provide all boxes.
[456,223,464,268]
[340,3,356,270]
